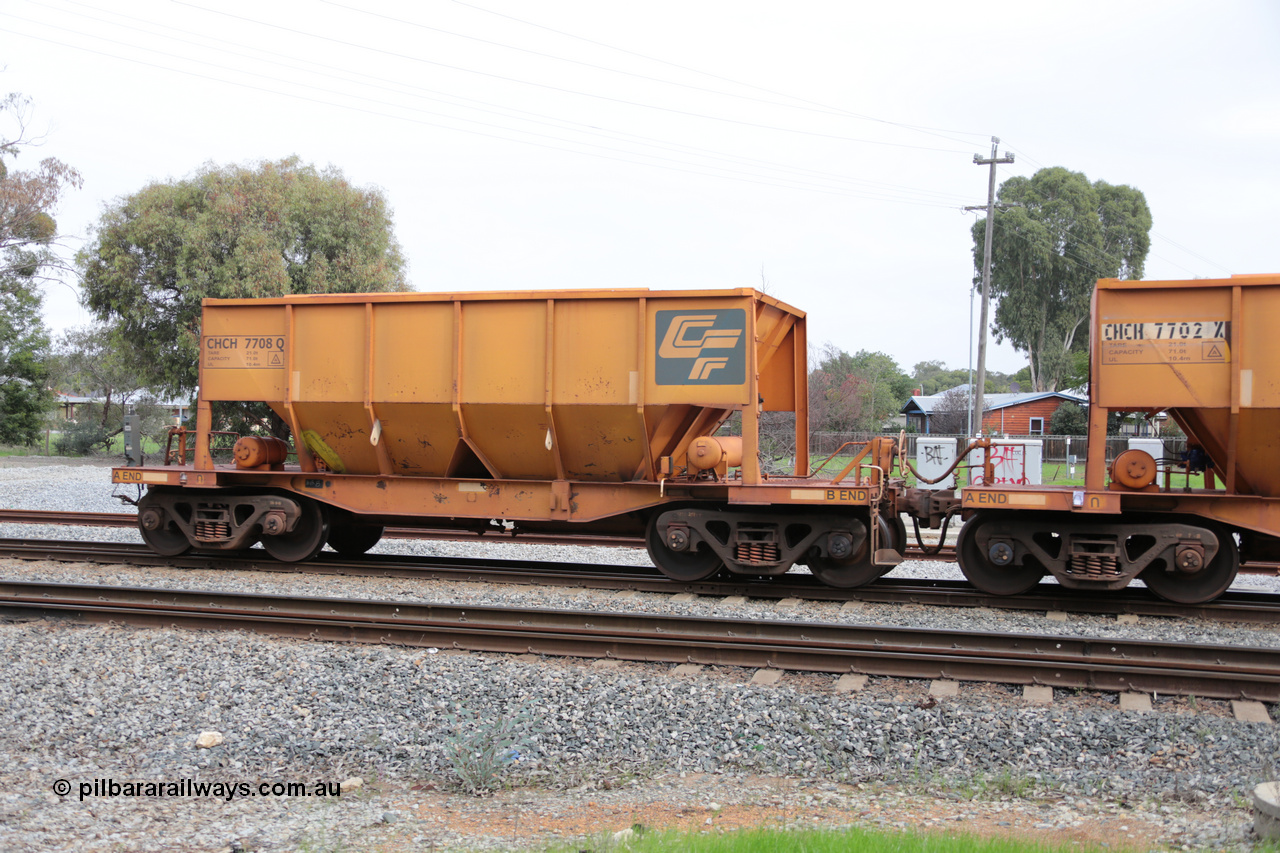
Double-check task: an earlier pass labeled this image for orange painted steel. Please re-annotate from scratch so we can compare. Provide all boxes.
[1088,274,1280,539]
[118,289,842,527]
[1091,274,1280,499]
[199,289,807,486]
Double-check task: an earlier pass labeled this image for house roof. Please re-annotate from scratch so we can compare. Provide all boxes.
[901,386,1086,415]
[53,390,191,408]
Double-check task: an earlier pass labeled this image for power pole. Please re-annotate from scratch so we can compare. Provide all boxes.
[965,137,1014,436]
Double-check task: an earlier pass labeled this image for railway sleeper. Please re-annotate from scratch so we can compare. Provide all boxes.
[968,517,1221,591]
[651,507,869,577]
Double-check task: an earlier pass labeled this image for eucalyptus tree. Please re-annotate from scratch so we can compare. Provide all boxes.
[971,167,1150,392]
[0,93,82,444]
[79,157,409,393]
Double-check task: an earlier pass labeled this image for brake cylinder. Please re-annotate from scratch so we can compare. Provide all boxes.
[688,436,744,471]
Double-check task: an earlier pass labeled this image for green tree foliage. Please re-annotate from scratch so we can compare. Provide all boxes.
[78,157,409,393]
[1048,401,1088,436]
[972,167,1151,393]
[910,360,962,396]
[810,345,913,432]
[0,290,52,445]
[53,397,173,457]
[1,93,81,445]
[909,360,1026,396]
[53,323,161,429]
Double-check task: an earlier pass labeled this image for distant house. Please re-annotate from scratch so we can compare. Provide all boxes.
[54,392,96,421]
[901,385,1087,435]
[52,391,192,425]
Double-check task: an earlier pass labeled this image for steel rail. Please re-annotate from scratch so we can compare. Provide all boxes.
[0,580,1275,701]
[0,509,640,549]
[2,538,1279,624]
[8,508,1280,574]
[0,509,959,557]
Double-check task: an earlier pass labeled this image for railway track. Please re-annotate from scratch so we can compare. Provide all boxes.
[2,537,1279,624]
[1,580,1275,701]
[9,508,1280,575]
[0,509,645,550]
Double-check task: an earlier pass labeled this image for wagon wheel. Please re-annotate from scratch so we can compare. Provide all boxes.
[327,523,385,557]
[262,498,330,563]
[956,514,1045,596]
[136,491,192,557]
[1140,522,1238,604]
[645,514,723,582]
[808,515,891,589]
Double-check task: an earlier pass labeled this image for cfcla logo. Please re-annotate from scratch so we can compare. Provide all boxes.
[654,309,747,385]
[659,315,743,380]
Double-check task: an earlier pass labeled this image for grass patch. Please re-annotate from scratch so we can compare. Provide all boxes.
[0,444,44,457]
[102,432,166,456]
[541,825,1125,853]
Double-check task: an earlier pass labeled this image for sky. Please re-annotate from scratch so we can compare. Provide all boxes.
[3,0,1279,379]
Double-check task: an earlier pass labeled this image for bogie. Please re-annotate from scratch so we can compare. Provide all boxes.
[956,511,1239,604]
[133,488,329,563]
[646,507,903,589]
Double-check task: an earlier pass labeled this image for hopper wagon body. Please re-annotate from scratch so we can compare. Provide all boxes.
[115,289,905,585]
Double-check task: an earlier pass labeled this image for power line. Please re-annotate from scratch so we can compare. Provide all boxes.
[1,16,967,207]
[314,0,875,124]
[10,1,977,206]
[166,0,973,154]
[446,0,993,147]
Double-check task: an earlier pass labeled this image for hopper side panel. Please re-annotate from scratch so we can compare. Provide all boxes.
[460,404,556,479]
[553,407,649,481]
[377,402,459,475]
[371,302,454,402]
[1240,284,1280,407]
[1094,286,1232,409]
[293,305,368,402]
[200,306,288,402]
[550,299,639,405]
[460,301,545,404]
[291,401,380,474]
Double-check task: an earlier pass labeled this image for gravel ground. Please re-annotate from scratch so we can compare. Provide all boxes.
[1,459,1278,852]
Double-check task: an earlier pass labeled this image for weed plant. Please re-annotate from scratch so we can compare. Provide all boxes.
[441,701,540,795]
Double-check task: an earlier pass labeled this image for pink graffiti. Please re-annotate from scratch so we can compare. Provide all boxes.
[972,446,1031,486]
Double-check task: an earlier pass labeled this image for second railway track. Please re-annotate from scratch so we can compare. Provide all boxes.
[2,537,1280,624]
[2,580,1277,702]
